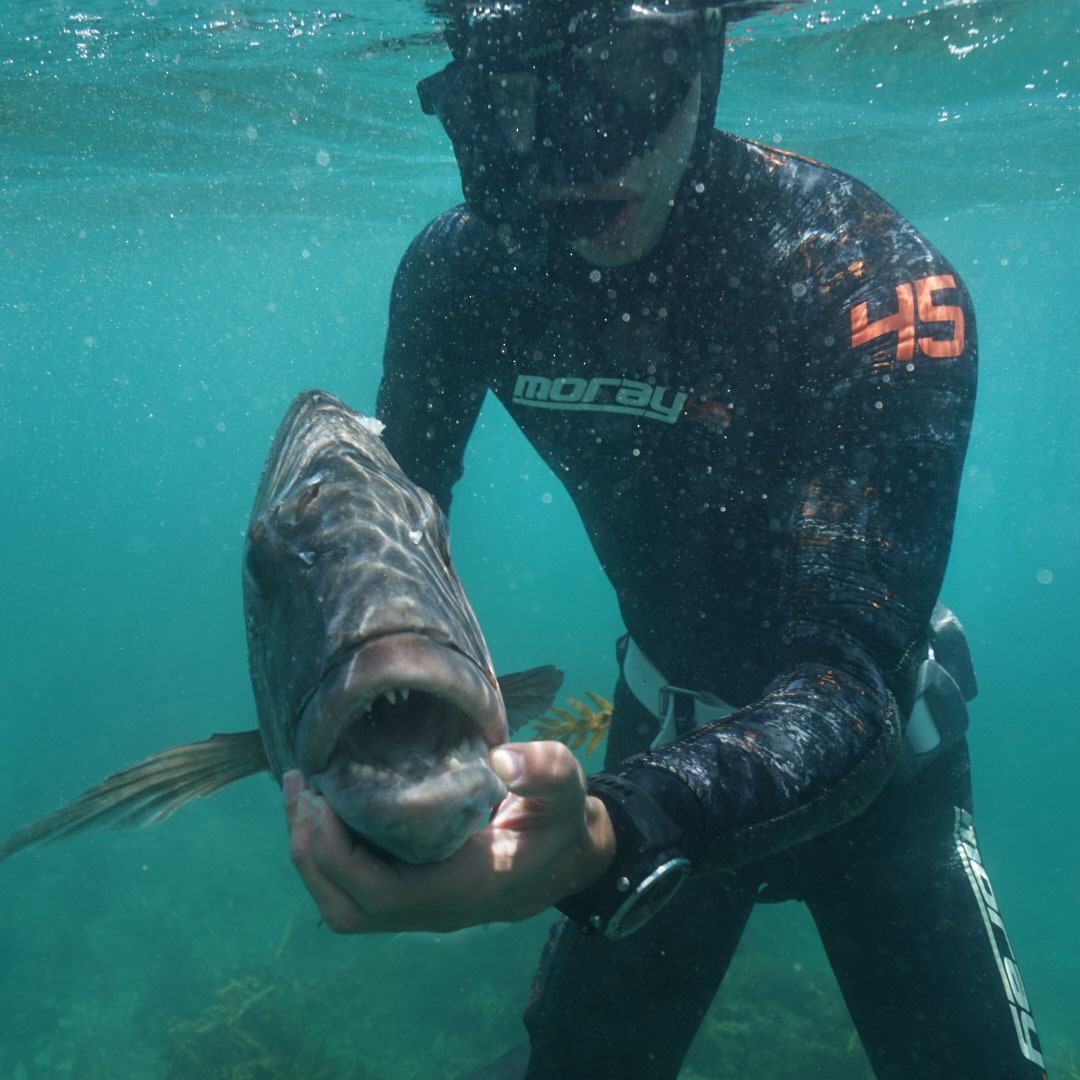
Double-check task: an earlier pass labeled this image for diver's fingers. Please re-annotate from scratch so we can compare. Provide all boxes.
[287,789,370,932]
[310,804,497,933]
[306,795,424,931]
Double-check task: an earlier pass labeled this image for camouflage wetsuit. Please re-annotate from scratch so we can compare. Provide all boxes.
[377,130,1047,1080]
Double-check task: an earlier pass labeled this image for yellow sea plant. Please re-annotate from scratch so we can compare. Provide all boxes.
[530,690,613,757]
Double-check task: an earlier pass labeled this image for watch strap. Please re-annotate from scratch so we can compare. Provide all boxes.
[556,772,691,939]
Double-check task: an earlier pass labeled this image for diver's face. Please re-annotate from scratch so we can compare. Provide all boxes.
[565,72,701,267]
[440,14,704,263]
[484,22,702,265]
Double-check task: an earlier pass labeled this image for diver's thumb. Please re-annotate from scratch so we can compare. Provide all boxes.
[490,741,584,805]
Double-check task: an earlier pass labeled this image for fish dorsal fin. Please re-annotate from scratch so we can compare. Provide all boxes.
[497,665,565,734]
[0,730,268,863]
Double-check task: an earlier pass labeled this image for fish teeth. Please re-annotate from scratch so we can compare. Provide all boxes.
[441,739,475,771]
[375,686,411,707]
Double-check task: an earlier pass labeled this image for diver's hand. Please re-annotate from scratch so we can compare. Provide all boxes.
[282,741,615,934]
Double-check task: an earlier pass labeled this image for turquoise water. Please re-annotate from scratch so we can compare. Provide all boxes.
[1,1,1077,1076]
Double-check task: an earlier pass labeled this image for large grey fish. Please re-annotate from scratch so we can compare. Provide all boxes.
[0,390,562,865]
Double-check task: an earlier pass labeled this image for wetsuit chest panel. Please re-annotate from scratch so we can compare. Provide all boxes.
[485,271,804,698]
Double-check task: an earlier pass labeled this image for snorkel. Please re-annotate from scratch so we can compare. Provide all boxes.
[419,2,729,248]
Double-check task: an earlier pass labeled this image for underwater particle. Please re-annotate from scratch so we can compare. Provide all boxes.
[1036,569,1053,584]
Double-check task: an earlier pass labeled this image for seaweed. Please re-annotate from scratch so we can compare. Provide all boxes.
[35,912,1078,1079]
[529,690,613,757]
[1057,1039,1080,1080]
[161,920,382,1080]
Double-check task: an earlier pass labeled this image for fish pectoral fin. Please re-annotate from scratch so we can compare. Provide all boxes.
[497,665,565,733]
[0,729,268,864]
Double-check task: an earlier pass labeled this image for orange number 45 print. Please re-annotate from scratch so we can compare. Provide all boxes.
[850,275,966,361]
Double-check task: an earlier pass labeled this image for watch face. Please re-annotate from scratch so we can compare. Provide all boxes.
[606,857,690,938]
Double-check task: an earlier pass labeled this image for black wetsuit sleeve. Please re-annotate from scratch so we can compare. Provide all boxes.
[613,256,977,871]
[376,213,489,514]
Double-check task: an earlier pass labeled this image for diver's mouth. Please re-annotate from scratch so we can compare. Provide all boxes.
[549,198,641,243]
[295,631,508,864]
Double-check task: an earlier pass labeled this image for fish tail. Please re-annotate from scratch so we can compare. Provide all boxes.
[0,730,268,863]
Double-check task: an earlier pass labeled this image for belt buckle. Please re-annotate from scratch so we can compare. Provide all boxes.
[658,685,701,736]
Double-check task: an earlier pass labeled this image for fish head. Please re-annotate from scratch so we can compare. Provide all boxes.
[244,391,509,863]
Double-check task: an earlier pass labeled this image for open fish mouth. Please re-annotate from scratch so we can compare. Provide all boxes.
[296,632,508,863]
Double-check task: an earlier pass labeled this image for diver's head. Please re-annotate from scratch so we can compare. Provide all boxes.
[419,2,728,264]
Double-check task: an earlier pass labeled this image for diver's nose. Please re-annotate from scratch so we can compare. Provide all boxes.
[490,72,537,156]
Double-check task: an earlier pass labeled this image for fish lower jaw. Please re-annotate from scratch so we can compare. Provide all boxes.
[309,742,507,864]
[338,735,480,785]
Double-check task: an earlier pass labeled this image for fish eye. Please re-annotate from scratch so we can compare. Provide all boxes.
[275,479,321,530]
